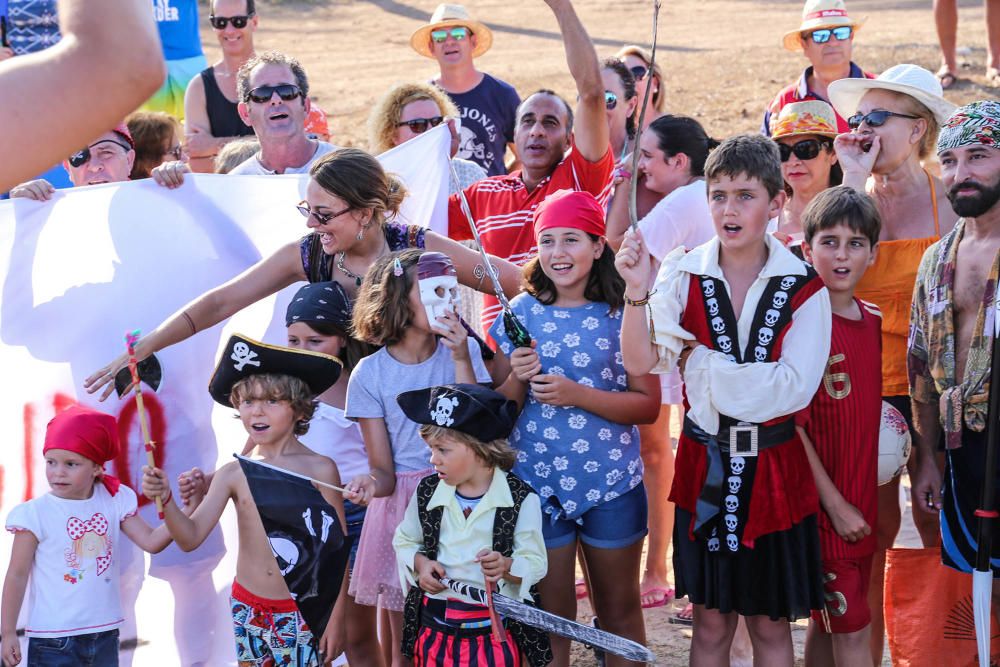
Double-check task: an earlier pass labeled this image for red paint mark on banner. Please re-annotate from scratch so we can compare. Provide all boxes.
[22,403,35,501]
[115,392,167,508]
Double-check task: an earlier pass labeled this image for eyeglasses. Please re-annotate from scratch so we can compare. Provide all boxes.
[806,26,853,43]
[164,145,184,160]
[846,110,921,130]
[297,201,353,225]
[604,91,619,111]
[68,140,131,168]
[431,26,469,43]
[629,65,648,82]
[209,13,254,29]
[396,116,444,134]
[246,84,303,104]
[778,138,831,162]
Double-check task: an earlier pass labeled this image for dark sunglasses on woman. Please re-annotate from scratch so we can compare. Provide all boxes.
[629,65,648,82]
[209,13,254,29]
[245,84,303,104]
[778,138,831,162]
[846,110,921,130]
[396,116,445,134]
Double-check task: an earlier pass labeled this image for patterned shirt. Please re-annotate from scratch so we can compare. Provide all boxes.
[6,0,61,55]
[489,294,642,524]
[909,219,1000,448]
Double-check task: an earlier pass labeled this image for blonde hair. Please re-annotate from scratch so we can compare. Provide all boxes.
[368,82,459,155]
[350,249,421,346]
[215,138,261,174]
[420,425,517,471]
[886,91,939,160]
[614,45,666,112]
[229,374,317,435]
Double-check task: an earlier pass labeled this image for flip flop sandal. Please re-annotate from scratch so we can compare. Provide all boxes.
[668,602,694,626]
[936,66,958,90]
[986,67,1000,87]
[640,586,675,609]
[575,577,588,600]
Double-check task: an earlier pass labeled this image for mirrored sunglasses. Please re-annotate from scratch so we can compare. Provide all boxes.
[68,140,131,168]
[396,116,445,134]
[846,110,921,130]
[431,26,469,43]
[807,26,853,43]
[246,84,303,104]
[209,13,254,29]
[778,138,830,162]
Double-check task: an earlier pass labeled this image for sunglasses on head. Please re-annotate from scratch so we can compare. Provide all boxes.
[209,13,254,29]
[431,26,469,43]
[245,84,303,104]
[396,116,444,134]
[806,26,853,43]
[778,138,831,162]
[297,201,353,225]
[629,65,648,82]
[846,109,921,129]
[68,140,131,168]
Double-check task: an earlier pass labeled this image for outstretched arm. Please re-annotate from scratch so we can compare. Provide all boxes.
[546,0,609,162]
[0,0,165,191]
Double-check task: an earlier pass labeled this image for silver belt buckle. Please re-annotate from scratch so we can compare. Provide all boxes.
[730,422,759,457]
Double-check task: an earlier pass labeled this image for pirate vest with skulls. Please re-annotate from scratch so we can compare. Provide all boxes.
[671,266,824,547]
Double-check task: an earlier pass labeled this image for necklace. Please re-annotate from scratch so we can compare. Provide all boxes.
[335,252,363,287]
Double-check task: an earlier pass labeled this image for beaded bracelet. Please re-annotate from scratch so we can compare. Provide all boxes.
[624,289,655,307]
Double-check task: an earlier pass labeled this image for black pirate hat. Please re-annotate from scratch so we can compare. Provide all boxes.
[396,383,519,442]
[208,334,343,406]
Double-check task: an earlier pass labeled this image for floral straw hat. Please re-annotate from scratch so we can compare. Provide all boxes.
[771,100,839,140]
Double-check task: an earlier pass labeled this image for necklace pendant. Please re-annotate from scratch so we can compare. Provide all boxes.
[355,276,362,287]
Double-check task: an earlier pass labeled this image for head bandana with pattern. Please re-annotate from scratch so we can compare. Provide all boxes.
[937,100,1000,154]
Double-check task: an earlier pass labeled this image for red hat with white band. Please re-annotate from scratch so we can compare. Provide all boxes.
[782,0,866,51]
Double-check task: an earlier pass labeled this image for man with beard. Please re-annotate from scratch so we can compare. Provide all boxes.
[909,100,1000,595]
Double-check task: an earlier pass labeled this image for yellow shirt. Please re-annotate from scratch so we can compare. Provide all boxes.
[393,469,547,603]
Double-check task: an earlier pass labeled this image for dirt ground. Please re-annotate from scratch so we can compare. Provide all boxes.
[194,1,984,664]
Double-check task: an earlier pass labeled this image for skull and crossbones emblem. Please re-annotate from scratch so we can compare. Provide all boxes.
[231,342,260,371]
[432,395,460,427]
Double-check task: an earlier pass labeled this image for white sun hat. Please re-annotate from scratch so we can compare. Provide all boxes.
[828,63,957,125]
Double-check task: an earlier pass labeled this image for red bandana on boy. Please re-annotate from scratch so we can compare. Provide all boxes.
[43,406,122,496]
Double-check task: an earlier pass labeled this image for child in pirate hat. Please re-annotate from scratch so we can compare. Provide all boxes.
[392,383,551,667]
[142,334,346,666]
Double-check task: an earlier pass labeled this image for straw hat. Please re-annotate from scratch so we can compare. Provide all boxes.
[828,64,957,126]
[782,0,866,52]
[771,101,839,139]
[410,4,493,59]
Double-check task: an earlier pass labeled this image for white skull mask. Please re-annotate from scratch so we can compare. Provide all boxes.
[764,309,780,327]
[731,456,746,474]
[780,276,796,291]
[711,316,726,334]
[726,534,739,551]
[707,537,720,551]
[758,327,774,346]
[724,494,739,513]
[417,253,460,333]
[706,297,720,316]
[725,513,738,532]
[754,345,768,362]
[717,335,733,353]
[727,475,742,494]
[772,291,788,309]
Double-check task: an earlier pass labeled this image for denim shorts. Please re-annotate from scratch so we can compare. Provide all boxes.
[344,499,365,568]
[28,629,119,667]
[542,482,649,549]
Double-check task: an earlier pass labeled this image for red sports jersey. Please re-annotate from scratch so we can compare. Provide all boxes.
[448,145,613,331]
[798,300,882,559]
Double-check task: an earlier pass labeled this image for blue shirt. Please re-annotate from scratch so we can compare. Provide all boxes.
[489,294,643,523]
[443,74,520,177]
[5,0,60,55]
[153,0,203,61]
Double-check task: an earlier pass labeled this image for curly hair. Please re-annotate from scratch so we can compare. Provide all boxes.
[229,373,317,436]
[351,249,422,347]
[367,82,459,155]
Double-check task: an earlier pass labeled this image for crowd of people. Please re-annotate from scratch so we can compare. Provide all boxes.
[1,0,1000,666]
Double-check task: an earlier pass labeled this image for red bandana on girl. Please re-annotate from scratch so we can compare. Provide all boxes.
[43,406,122,496]
[533,189,606,238]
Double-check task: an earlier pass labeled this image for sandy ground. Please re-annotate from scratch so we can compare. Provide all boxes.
[139,1,986,663]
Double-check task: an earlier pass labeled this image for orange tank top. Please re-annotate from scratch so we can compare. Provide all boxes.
[854,170,941,397]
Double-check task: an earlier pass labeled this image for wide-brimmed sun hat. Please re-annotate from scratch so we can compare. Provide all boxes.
[771,101,839,139]
[782,0,866,52]
[410,4,493,59]
[828,63,957,126]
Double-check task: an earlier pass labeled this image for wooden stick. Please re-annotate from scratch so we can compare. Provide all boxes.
[234,455,348,494]
[125,330,163,519]
[484,574,507,645]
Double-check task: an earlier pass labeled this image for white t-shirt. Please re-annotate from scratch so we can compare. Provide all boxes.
[5,485,138,638]
[637,179,715,405]
[299,402,368,483]
[229,140,337,175]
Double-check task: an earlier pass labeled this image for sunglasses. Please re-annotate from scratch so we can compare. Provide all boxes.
[297,201,352,225]
[68,140,131,168]
[246,84,303,104]
[778,138,831,162]
[396,116,445,134]
[209,13,254,29]
[629,65,648,82]
[605,91,618,110]
[846,110,921,130]
[806,26,853,43]
[431,26,469,43]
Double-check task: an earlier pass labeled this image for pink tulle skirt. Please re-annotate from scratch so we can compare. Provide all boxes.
[349,468,431,611]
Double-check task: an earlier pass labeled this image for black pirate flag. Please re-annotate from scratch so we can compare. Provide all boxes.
[236,455,352,640]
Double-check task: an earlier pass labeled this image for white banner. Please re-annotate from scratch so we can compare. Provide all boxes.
[0,126,450,665]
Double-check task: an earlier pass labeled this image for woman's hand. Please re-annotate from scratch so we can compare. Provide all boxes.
[833,132,879,184]
[84,352,132,401]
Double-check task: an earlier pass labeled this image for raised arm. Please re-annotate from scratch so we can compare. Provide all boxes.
[0,0,165,191]
[545,0,609,162]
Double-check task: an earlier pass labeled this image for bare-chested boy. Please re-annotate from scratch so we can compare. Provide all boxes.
[909,100,1000,604]
[143,334,346,666]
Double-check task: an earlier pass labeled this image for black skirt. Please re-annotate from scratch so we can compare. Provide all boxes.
[673,507,825,621]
